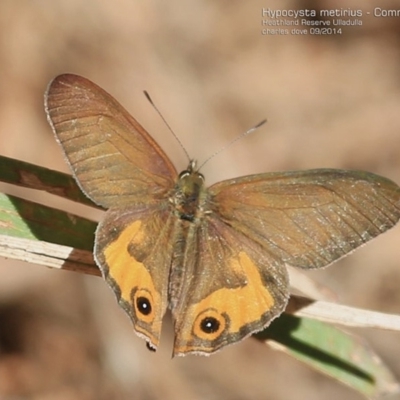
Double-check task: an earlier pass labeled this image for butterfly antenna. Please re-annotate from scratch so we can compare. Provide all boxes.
[144,91,191,162]
[197,119,267,171]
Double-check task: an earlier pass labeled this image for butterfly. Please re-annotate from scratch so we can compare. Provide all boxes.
[45,74,400,356]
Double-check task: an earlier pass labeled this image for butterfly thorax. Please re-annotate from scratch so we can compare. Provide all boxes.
[168,162,210,311]
[171,162,208,223]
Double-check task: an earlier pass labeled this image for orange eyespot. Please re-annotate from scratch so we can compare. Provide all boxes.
[200,317,220,334]
[193,309,227,341]
[136,296,152,316]
[132,288,155,323]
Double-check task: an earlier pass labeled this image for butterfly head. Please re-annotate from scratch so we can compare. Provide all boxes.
[173,161,206,222]
[178,160,203,182]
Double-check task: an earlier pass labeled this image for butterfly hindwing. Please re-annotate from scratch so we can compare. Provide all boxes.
[172,200,289,356]
[95,204,176,350]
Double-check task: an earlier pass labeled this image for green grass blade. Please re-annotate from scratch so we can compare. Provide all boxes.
[0,192,96,251]
[258,314,400,398]
[0,154,99,207]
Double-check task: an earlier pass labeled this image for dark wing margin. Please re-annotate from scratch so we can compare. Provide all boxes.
[45,74,177,208]
[209,169,400,270]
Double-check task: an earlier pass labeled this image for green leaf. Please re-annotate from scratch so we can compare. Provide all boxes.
[0,154,100,207]
[0,192,96,251]
[257,314,399,398]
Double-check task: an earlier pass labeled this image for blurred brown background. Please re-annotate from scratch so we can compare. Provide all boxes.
[1,0,400,399]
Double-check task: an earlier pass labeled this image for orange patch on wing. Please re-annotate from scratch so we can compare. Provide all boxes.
[103,221,161,327]
[189,252,275,340]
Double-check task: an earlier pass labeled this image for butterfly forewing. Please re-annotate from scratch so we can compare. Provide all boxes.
[210,169,400,270]
[45,74,177,208]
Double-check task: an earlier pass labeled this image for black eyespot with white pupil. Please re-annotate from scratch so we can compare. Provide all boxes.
[200,317,220,334]
[136,296,152,315]
[193,309,228,340]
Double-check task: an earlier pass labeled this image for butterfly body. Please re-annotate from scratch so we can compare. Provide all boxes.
[45,74,400,356]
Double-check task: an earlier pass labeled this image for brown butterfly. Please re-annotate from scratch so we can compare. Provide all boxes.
[45,74,400,356]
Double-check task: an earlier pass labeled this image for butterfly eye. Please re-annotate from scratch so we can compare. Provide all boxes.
[178,170,190,179]
[178,168,204,181]
[193,309,228,340]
